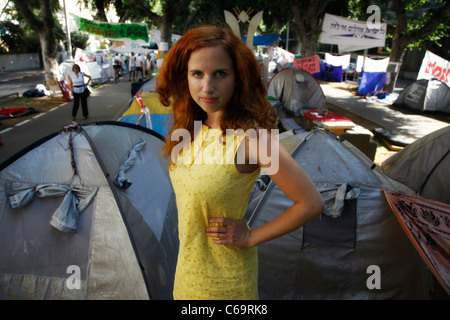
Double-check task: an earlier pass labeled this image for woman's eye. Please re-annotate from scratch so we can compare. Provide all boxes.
[216,71,226,78]
[192,71,203,78]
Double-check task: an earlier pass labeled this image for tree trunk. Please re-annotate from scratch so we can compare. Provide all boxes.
[290,0,330,57]
[39,32,60,80]
[12,0,59,81]
[159,18,173,58]
[385,0,450,92]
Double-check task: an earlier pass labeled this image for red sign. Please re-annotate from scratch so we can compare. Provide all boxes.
[294,55,320,74]
[58,80,72,102]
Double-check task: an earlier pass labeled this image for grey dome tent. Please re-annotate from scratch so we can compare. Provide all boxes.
[381,126,450,205]
[246,129,433,299]
[268,68,327,117]
[393,79,450,114]
[0,122,178,299]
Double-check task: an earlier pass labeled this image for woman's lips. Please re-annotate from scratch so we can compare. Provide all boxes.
[201,97,217,104]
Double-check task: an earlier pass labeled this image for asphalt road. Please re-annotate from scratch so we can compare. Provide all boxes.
[0,69,45,99]
[0,77,134,164]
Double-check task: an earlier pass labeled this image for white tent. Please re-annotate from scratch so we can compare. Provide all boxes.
[268,68,327,117]
[59,60,110,85]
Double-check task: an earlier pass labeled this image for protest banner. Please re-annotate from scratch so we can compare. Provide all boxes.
[319,13,386,52]
[72,14,149,43]
[417,50,450,88]
[294,56,320,74]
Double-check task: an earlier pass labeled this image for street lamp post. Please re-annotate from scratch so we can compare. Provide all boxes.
[63,0,72,59]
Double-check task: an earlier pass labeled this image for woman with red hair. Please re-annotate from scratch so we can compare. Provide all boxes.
[156,25,324,300]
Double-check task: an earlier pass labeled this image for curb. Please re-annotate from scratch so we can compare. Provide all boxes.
[0,72,45,83]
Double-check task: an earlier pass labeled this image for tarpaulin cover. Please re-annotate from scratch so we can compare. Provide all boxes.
[312,63,343,82]
[382,188,450,295]
[241,34,280,46]
[357,71,387,95]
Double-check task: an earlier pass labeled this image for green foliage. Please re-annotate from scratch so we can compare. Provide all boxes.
[0,21,40,53]
[1,0,63,53]
[70,31,90,51]
[346,0,449,54]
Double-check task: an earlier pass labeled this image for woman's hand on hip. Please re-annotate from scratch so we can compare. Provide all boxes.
[206,217,253,248]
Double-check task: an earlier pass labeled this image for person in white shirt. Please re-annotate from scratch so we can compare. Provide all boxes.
[129,52,136,82]
[149,50,158,75]
[113,53,122,82]
[68,64,91,121]
[135,53,144,79]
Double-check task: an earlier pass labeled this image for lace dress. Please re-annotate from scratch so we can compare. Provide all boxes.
[169,124,260,299]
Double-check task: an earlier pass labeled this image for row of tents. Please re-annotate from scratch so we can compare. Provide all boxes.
[0,121,448,299]
[268,67,450,117]
[0,65,448,299]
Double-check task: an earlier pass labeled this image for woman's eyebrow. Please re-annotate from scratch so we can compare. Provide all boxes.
[189,68,230,73]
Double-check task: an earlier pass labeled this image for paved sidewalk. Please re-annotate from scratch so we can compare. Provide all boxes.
[321,82,449,140]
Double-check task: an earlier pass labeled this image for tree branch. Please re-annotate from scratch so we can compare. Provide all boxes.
[407,1,450,40]
[12,0,43,33]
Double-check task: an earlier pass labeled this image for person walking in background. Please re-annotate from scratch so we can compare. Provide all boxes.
[129,52,136,82]
[145,53,152,78]
[68,64,91,121]
[113,53,122,82]
[135,53,144,80]
[156,25,324,300]
[149,50,158,75]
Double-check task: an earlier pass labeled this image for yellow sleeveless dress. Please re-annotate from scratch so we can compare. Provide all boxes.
[169,124,260,300]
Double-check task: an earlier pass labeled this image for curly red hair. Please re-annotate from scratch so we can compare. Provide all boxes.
[156,25,277,159]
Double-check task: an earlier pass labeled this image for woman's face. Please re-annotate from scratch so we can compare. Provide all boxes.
[187,46,236,125]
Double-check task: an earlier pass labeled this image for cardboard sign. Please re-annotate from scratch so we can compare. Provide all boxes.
[294,55,320,74]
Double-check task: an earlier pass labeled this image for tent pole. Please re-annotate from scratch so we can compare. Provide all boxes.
[286,21,290,52]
